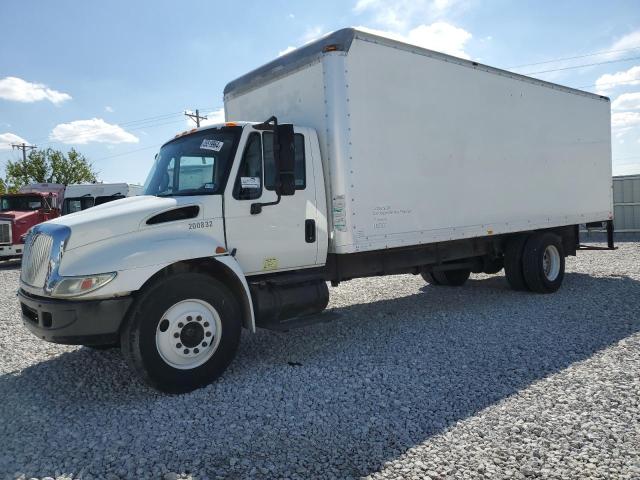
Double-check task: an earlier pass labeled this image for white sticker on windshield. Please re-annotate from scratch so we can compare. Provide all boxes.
[240,177,260,189]
[200,139,224,152]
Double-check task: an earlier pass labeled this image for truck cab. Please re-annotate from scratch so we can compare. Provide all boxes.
[17,120,328,392]
[1,185,64,259]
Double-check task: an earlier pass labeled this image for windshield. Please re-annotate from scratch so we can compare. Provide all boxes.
[95,194,125,206]
[62,197,95,214]
[1,195,43,211]
[144,127,241,197]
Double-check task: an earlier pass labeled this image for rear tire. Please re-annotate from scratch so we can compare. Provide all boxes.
[522,232,565,293]
[420,271,441,285]
[482,257,504,274]
[121,273,241,393]
[504,235,529,291]
[432,268,470,286]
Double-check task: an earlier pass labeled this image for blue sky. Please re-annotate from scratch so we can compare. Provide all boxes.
[1,0,640,184]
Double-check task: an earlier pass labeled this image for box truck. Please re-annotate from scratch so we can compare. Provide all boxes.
[18,28,612,392]
[62,183,142,215]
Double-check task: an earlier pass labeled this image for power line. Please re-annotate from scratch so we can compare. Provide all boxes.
[93,144,163,162]
[25,107,220,148]
[38,118,188,148]
[522,56,640,76]
[508,45,640,69]
[27,111,186,146]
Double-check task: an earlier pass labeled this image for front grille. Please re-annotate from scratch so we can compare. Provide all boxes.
[0,222,10,244]
[20,233,54,288]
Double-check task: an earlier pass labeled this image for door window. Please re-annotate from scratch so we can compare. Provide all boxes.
[263,133,306,191]
[234,133,263,200]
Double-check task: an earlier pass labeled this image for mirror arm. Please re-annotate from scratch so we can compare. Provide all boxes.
[250,192,281,215]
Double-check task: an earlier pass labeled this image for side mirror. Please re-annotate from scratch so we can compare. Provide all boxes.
[275,124,296,196]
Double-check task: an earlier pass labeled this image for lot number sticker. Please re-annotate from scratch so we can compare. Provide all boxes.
[200,139,224,152]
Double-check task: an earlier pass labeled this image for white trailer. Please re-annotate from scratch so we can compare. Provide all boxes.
[18,28,612,393]
[224,28,612,253]
[62,183,142,215]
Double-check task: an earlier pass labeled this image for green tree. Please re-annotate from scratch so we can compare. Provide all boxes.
[5,148,98,190]
[0,177,6,195]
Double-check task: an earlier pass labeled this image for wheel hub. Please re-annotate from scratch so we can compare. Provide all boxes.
[180,322,204,348]
[542,245,560,281]
[155,300,222,370]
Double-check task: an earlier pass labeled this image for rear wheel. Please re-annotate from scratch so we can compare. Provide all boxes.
[482,256,504,274]
[420,271,441,285]
[504,235,529,291]
[121,273,241,393]
[522,232,565,293]
[432,268,471,286]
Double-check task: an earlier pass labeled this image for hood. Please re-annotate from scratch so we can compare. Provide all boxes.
[0,210,39,222]
[46,195,210,250]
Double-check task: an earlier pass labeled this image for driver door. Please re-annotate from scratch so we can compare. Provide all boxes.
[224,127,319,275]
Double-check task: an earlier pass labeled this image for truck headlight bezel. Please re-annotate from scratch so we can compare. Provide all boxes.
[50,272,117,298]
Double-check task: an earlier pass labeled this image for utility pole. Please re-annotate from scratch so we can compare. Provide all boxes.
[185,109,207,128]
[11,142,37,187]
[11,142,37,163]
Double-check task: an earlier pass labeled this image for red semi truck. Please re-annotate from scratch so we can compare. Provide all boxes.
[0,183,65,260]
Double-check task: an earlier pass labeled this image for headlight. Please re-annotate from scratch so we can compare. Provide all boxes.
[51,273,117,297]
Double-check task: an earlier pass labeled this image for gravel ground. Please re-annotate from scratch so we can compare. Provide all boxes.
[1,244,639,480]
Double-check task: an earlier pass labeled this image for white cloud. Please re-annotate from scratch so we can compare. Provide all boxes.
[105,105,114,113]
[611,111,640,129]
[609,30,640,57]
[278,46,297,57]
[0,76,71,104]
[612,92,640,111]
[0,132,28,150]
[596,65,640,92]
[277,26,328,57]
[354,0,463,30]
[49,118,139,144]
[301,25,324,43]
[357,22,472,59]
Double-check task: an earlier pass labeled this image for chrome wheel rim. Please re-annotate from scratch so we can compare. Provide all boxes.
[155,299,222,370]
[542,245,560,281]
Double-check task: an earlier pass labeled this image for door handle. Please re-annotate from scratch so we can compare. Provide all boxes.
[305,219,316,243]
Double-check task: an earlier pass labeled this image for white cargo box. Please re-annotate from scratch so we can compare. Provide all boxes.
[224,28,612,255]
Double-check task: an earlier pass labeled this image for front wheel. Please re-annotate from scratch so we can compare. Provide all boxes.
[120,273,241,393]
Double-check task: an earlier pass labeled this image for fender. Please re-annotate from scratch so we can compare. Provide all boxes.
[58,226,226,297]
[214,255,256,332]
[55,229,257,331]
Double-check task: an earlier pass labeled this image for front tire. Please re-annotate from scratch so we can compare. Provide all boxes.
[121,273,241,393]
